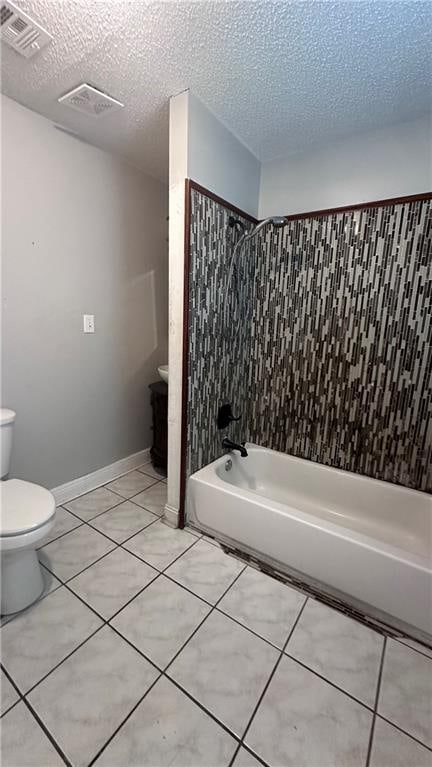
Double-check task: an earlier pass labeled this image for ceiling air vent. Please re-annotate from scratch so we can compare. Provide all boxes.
[1,0,53,58]
[58,84,124,118]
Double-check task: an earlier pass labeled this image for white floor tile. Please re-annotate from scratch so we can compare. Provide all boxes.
[40,525,115,581]
[96,676,236,767]
[131,482,167,516]
[232,747,264,767]
[370,717,432,767]
[169,610,279,737]
[219,566,306,647]
[39,507,82,546]
[1,702,65,766]
[246,655,372,767]
[64,487,122,520]
[138,461,167,481]
[124,520,197,570]
[69,548,158,619]
[396,636,432,660]
[111,575,211,668]
[89,499,158,542]
[379,638,432,748]
[286,598,383,706]
[1,587,102,692]
[28,626,159,767]
[165,539,244,603]
[106,470,157,499]
[1,671,19,717]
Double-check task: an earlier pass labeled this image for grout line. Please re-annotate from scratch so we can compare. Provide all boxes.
[394,637,432,660]
[1,662,24,718]
[38,518,84,548]
[86,673,163,767]
[90,565,249,765]
[163,564,248,674]
[23,624,105,698]
[86,514,160,547]
[229,597,309,766]
[374,713,432,753]
[366,636,387,767]
[22,696,71,767]
[283,652,376,713]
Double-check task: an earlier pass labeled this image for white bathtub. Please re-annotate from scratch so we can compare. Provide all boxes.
[187,444,432,637]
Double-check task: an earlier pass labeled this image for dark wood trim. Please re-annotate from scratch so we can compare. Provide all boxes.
[178,178,192,528]
[285,192,432,222]
[189,180,258,223]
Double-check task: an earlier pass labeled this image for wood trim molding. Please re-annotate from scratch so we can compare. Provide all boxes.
[284,192,432,222]
[178,178,192,528]
[188,180,258,223]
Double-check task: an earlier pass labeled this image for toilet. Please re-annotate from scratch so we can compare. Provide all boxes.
[0,408,56,615]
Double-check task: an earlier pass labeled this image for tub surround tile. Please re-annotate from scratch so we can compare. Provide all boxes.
[1,587,102,692]
[124,520,197,570]
[246,654,372,767]
[64,487,121,520]
[378,638,432,748]
[131,481,168,516]
[111,575,211,669]
[1,701,65,766]
[40,524,115,581]
[286,597,383,706]
[89,499,158,543]
[106,470,157,499]
[1,670,19,716]
[96,675,236,767]
[39,506,82,546]
[169,610,279,737]
[370,717,432,767]
[219,566,306,647]
[28,626,159,767]
[68,547,158,620]
[165,539,245,604]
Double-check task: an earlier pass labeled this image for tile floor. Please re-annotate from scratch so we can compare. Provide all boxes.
[1,462,431,767]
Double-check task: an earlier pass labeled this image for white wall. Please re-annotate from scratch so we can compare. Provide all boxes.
[188,92,260,218]
[166,90,260,526]
[1,95,168,489]
[259,115,432,217]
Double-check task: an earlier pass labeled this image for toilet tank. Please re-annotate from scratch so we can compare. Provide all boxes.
[1,409,16,478]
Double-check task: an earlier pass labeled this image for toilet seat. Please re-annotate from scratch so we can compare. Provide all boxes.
[1,479,56,536]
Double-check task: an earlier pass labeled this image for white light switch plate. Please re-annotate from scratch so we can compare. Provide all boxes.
[83,314,95,333]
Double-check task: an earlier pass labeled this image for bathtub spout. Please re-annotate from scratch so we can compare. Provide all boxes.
[222,437,248,458]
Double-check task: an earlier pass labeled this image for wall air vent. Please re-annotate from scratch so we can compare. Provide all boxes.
[1,0,53,58]
[58,84,124,117]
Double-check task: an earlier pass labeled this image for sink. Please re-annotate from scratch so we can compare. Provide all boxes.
[158,365,168,384]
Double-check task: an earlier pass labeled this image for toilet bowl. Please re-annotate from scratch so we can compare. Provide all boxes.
[0,409,56,615]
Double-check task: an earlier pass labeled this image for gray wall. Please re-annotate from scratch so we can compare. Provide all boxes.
[1,95,168,489]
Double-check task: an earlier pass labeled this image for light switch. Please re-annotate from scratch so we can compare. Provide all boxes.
[83,314,95,333]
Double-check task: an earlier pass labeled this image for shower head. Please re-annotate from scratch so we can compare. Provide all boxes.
[245,216,288,240]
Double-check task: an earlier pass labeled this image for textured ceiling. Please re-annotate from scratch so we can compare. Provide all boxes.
[1,1,431,181]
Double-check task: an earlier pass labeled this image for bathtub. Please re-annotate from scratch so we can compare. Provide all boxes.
[187,444,432,637]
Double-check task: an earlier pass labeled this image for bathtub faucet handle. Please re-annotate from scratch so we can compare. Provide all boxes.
[217,403,241,430]
[222,437,248,458]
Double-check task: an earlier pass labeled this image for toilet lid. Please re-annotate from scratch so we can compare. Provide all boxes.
[0,479,56,536]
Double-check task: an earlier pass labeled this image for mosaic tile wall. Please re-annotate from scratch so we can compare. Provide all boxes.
[187,189,254,476]
[187,189,432,492]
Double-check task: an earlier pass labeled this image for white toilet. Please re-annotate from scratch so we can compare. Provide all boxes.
[0,408,56,615]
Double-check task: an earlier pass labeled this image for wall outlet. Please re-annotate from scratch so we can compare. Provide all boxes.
[83,314,95,333]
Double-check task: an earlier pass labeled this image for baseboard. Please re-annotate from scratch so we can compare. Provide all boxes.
[51,448,151,506]
[163,503,179,528]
